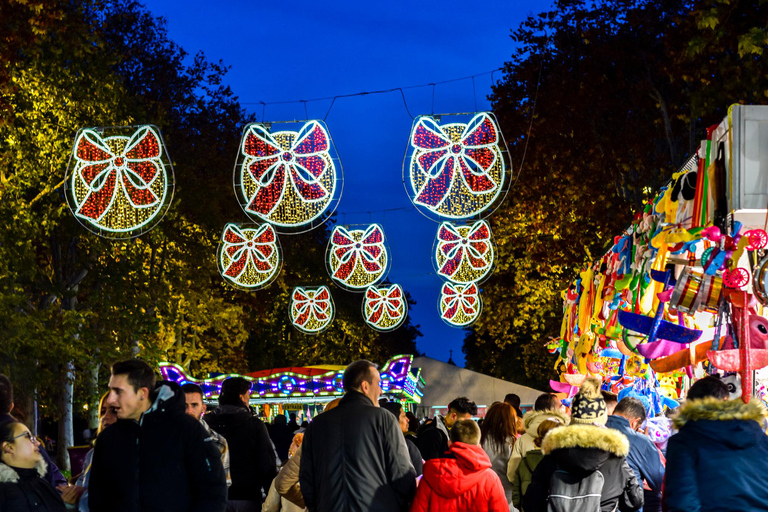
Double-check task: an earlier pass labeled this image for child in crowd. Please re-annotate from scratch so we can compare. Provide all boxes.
[512,417,564,511]
[410,419,508,512]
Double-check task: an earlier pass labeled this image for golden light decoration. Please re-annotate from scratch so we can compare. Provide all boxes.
[217,223,281,290]
[327,224,389,291]
[405,112,507,220]
[65,125,174,238]
[439,282,482,327]
[290,286,335,334]
[363,284,407,331]
[434,220,494,284]
[235,120,342,233]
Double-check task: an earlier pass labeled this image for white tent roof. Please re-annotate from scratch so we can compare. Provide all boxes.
[412,356,545,416]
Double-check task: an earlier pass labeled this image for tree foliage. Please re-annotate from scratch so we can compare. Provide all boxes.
[468,0,768,390]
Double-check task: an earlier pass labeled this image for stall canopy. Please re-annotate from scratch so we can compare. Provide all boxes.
[412,356,544,417]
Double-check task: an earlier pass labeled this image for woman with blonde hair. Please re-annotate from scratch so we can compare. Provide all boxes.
[480,402,518,506]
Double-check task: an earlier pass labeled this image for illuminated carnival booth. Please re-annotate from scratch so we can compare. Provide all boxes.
[159,354,424,421]
[552,105,768,413]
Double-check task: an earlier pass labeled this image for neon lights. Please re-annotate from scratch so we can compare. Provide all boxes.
[217,223,281,290]
[434,220,494,283]
[290,286,335,334]
[235,120,340,232]
[439,282,482,327]
[327,224,389,290]
[66,125,174,237]
[157,354,423,403]
[363,284,407,331]
[405,113,506,219]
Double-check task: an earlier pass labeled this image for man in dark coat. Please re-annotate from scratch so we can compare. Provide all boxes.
[300,360,417,512]
[665,376,768,512]
[88,359,227,512]
[418,396,477,461]
[204,376,277,510]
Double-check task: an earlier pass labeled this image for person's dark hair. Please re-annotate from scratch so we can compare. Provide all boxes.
[342,360,377,392]
[406,411,419,433]
[448,397,478,416]
[219,377,252,407]
[181,383,204,398]
[687,376,729,400]
[111,359,156,394]
[601,390,618,407]
[614,397,647,423]
[0,375,12,414]
[0,421,19,448]
[289,413,297,421]
[504,393,521,407]
[381,401,403,421]
[480,402,517,451]
[301,420,308,428]
[274,415,287,426]
[534,393,561,412]
[450,419,481,445]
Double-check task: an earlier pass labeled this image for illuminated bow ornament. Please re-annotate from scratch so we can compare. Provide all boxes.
[439,282,482,327]
[328,225,388,290]
[291,286,335,334]
[237,121,338,229]
[435,221,494,283]
[67,126,172,236]
[407,113,505,219]
[364,284,407,331]
[218,223,280,290]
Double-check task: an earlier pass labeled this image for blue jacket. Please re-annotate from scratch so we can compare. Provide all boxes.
[664,398,768,512]
[606,415,664,512]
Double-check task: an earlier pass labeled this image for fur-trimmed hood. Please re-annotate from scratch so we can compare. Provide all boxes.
[522,409,570,433]
[542,424,630,475]
[0,458,47,483]
[672,398,768,449]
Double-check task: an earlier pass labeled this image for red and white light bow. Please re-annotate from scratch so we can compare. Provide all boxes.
[242,121,332,215]
[329,225,386,284]
[364,284,406,330]
[411,113,500,208]
[73,126,163,222]
[436,221,493,282]
[291,286,334,333]
[440,282,481,326]
[219,224,279,285]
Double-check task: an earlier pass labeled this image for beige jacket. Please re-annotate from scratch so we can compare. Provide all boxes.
[274,445,305,509]
[506,409,569,481]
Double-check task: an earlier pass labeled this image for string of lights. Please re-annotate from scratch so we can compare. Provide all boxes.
[240,68,505,121]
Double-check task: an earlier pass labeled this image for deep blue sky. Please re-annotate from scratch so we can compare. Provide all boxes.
[142,0,551,366]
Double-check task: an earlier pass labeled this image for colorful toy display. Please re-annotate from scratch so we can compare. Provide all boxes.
[217,223,281,290]
[363,284,407,331]
[66,125,174,237]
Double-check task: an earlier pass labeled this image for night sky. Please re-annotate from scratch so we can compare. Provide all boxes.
[141,0,551,366]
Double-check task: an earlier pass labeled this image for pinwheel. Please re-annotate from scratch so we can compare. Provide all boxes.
[290,286,335,334]
[238,121,338,228]
[218,223,280,289]
[363,284,407,331]
[69,126,171,235]
[439,282,482,327]
[328,224,388,290]
[407,113,506,219]
[435,220,494,283]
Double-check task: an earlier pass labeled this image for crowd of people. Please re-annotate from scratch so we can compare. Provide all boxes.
[1,360,768,511]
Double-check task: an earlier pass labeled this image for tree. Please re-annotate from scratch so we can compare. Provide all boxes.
[469,0,768,390]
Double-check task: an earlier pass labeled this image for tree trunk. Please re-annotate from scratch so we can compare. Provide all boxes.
[87,362,101,431]
[56,361,74,472]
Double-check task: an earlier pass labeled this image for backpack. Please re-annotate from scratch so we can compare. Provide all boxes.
[547,469,613,512]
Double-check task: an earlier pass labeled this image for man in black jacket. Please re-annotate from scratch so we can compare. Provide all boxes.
[88,359,227,512]
[417,396,477,461]
[204,376,277,511]
[300,360,416,512]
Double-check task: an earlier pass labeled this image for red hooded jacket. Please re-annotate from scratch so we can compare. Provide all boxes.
[410,442,508,512]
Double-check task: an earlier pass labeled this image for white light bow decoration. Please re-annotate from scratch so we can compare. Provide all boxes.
[217,223,281,290]
[434,220,494,284]
[290,286,335,334]
[327,224,389,291]
[404,112,508,220]
[235,120,342,233]
[363,284,408,332]
[439,282,482,327]
[65,125,175,238]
